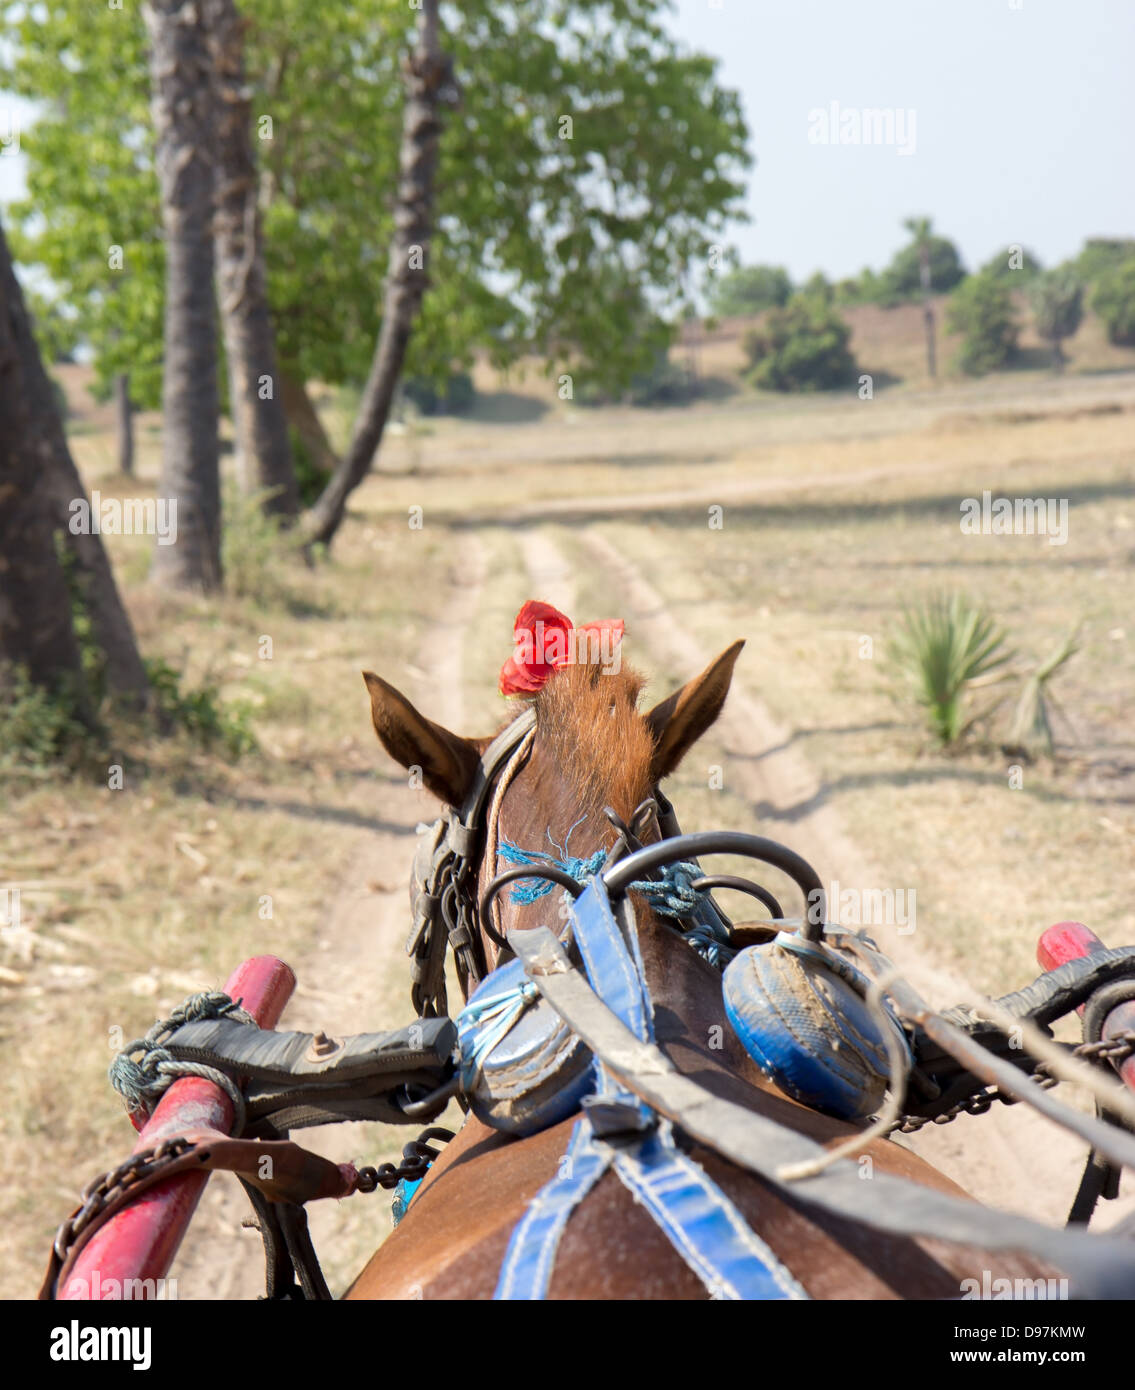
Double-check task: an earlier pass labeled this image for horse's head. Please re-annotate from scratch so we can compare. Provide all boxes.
[362,638,743,1008]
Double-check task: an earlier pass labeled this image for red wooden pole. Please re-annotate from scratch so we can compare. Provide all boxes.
[1037,922,1135,1096]
[60,955,296,1300]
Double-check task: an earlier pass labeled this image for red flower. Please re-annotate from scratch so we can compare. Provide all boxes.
[499,600,625,696]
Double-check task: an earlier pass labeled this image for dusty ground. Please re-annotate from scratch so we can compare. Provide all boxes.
[3,353,1134,1299]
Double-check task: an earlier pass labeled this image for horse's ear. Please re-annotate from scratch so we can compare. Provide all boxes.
[645,640,745,781]
[362,671,482,807]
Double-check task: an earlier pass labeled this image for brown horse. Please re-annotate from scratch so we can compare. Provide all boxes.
[345,644,1054,1299]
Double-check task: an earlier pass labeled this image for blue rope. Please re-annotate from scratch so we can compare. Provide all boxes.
[458,978,540,1079]
[497,840,734,968]
[497,840,607,903]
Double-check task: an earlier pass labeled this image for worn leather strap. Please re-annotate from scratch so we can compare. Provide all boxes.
[508,923,1135,1299]
[41,1129,357,1300]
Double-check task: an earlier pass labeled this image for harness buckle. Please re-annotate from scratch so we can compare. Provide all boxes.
[582,1095,656,1140]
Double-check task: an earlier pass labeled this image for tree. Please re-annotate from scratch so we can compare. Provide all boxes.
[901,216,941,377]
[143,0,222,590]
[1029,269,1084,371]
[707,265,792,318]
[303,0,457,548]
[0,217,149,709]
[743,293,857,392]
[1092,258,1135,346]
[880,220,966,306]
[204,0,298,517]
[1074,238,1135,288]
[947,274,1020,376]
[4,0,749,544]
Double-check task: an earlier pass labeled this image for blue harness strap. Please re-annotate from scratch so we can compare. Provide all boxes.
[495,876,807,1301]
[611,1121,806,1300]
[493,1116,613,1300]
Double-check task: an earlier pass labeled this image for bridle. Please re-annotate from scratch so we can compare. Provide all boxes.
[407,708,537,1018]
[406,703,762,1020]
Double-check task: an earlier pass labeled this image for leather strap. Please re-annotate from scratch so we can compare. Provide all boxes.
[508,923,1135,1299]
[495,880,803,1301]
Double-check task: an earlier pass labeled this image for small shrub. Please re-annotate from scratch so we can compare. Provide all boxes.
[743,293,857,392]
[889,594,1013,746]
[947,275,1020,375]
[144,658,257,759]
[1092,258,1135,347]
[0,664,88,771]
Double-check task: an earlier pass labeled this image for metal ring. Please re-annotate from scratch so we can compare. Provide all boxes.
[602,831,825,943]
[690,875,784,922]
[479,865,586,948]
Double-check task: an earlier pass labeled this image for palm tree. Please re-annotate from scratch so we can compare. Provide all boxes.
[144,0,222,590]
[205,0,299,518]
[904,215,937,379]
[1030,270,1084,372]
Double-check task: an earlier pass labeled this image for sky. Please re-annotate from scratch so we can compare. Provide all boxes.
[667,0,1135,280]
[2,2,1133,284]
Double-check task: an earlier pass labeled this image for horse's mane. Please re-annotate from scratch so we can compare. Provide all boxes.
[531,659,655,820]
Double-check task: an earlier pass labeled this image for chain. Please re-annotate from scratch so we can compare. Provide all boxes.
[45,1135,196,1292]
[893,1029,1135,1135]
[352,1126,455,1195]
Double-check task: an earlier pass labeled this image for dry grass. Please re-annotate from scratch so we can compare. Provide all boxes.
[3,351,1133,1297]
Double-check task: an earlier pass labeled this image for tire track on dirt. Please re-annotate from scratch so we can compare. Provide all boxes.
[170,537,486,1299]
[568,526,1130,1233]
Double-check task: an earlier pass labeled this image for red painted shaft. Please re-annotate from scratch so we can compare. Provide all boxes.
[60,955,295,1300]
[1037,922,1135,1096]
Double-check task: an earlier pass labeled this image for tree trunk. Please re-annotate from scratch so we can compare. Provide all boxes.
[144,0,222,591]
[205,0,298,518]
[281,369,338,476]
[919,247,937,379]
[0,220,149,712]
[304,0,457,549]
[115,372,134,476]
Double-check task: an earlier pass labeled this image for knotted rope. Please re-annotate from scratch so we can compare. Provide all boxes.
[496,840,734,966]
[109,990,255,1135]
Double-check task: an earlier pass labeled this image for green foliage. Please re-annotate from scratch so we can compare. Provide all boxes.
[876,219,966,304]
[946,274,1020,375]
[1092,257,1135,346]
[978,246,1044,281]
[1029,269,1084,353]
[742,293,857,392]
[706,265,792,317]
[1073,238,1135,288]
[889,594,1013,746]
[4,0,749,404]
[286,428,332,507]
[0,664,88,771]
[25,287,81,364]
[144,658,257,759]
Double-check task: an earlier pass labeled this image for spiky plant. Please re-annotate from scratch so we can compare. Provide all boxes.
[890,594,1013,746]
[1003,629,1079,760]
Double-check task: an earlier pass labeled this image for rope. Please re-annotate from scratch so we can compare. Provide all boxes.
[496,842,734,967]
[109,990,255,1135]
[456,977,540,1081]
[496,840,607,903]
